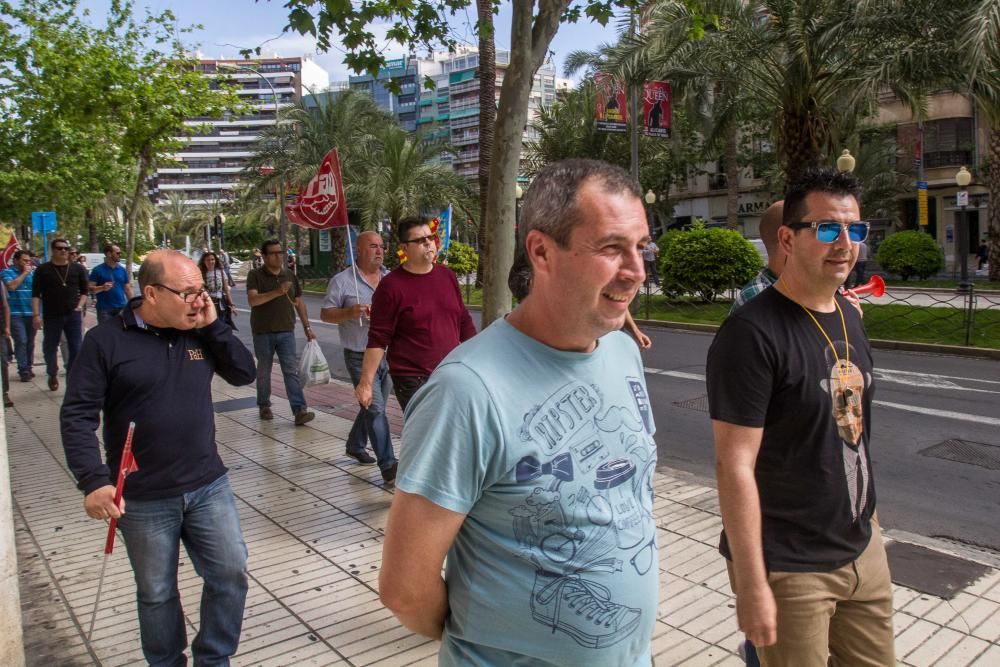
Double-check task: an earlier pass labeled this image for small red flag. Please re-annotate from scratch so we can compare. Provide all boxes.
[1,233,20,270]
[285,149,350,229]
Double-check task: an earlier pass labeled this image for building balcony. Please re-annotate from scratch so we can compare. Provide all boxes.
[158,182,238,190]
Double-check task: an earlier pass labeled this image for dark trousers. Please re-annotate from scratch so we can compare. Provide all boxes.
[391,374,429,413]
[0,335,9,394]
[42,311,82,378]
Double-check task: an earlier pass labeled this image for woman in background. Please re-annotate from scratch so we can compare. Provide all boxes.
[198,251,237,329]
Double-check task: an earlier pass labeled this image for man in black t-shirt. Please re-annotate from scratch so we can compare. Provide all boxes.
[31,237,89,391]
[706,168,893,667]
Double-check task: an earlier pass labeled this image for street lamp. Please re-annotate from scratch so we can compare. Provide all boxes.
[644,189,657,235]
[955,165,972,293]
[837,149,856,173]
[218,62,287,251]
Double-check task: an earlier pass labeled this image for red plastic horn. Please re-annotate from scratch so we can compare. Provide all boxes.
[852,275,885,298]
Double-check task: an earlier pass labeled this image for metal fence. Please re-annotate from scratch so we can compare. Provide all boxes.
[628,281,1000,349]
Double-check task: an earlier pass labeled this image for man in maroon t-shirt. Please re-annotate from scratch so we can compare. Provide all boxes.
[356,217,476,476]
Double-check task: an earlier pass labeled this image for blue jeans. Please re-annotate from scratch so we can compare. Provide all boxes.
[252,331,306,412]
[118,474,248,667]
[41,311,82,378]
[10,315,35,377]
[343,349,396,470]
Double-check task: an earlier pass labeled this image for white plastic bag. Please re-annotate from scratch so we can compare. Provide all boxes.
[299,340,331,386]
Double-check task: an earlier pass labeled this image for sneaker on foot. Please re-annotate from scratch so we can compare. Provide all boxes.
[346,449,376,465]
[259,406,273,420]
[381,462,398,485]
[294,409,315,426]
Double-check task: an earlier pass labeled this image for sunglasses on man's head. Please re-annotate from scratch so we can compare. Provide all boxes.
[786,220,870,244]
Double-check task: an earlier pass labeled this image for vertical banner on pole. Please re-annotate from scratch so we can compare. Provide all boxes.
[595,73,628,133]
[917,181,929,227]
[642,82,672,138]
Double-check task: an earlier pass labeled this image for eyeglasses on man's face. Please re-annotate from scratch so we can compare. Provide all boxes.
[53,245,70,251]
[402,234,437,246]
[786,220,869,244]
[153,283,209,303]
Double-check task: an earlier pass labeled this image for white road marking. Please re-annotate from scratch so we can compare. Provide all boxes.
[641,366,1000,426]
[874,369,1000,394]
[872,401,1000,428]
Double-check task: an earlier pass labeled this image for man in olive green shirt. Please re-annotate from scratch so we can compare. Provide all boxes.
[246,240,316,425]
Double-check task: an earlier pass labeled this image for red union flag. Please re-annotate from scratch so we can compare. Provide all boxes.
[1,232,20,269]
[285,149,349,229]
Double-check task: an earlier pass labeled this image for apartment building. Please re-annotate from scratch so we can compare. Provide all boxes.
[348,47,567,181]
[151,56,329,206]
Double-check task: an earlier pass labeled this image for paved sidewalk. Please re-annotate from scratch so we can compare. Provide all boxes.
[7,367,1000,666]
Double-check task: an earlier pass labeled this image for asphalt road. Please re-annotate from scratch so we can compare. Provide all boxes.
[231,286,1000,554]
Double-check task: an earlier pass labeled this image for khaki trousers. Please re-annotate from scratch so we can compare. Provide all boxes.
[728,527,895,667]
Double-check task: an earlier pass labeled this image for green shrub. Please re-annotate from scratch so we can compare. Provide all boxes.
[658,224,762,301]
[444,240,478,276]
[876,231,943,280]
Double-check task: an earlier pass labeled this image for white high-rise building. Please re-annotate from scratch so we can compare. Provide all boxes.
[151,55,329,206]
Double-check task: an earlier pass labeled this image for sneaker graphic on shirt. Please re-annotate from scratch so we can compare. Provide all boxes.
[530,570,641,649]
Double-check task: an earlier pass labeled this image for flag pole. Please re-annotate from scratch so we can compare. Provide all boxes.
[345,227,362,326]
[86,422,138,641]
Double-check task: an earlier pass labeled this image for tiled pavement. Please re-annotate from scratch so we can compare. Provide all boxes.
[7,365,1000,666]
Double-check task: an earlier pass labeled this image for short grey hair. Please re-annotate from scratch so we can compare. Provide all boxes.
[509,159,642,299]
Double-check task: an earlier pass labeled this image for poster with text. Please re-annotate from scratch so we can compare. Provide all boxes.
[595,73,628,133]
[643,82,671,138]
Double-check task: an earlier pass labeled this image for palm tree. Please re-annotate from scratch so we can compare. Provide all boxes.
[352,124,474,229]
[152,192,196,246]
[626,0,957,182]
[957,0,1000,280]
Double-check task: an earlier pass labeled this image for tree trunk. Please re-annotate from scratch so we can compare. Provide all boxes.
[988,128,1000,282]
[779,111,821,187]
[481,0,569,326]
[125,144,154,279]
[475,0,496,289]
[278,182,288,254]
[86,208,98,251]
[725,125,739,229]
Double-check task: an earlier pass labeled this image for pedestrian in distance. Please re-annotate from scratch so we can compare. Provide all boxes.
[355,215,477,425]
[977,240,989,271]
[707,167,894,667]
[60,249,256,666]
[320,230,398,479]
[379,159,660,665]
[199,251,237,329]
[246,239,316,425]
[3,249,37,382]
[0,282,11,407]
[89,243,133,324]
[31,237,88,391]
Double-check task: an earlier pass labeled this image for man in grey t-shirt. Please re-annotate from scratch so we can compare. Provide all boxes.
[321,231,396,476]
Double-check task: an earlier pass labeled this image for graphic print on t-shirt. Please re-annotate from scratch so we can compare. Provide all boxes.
[820,342,871,522]
[510,377,655,650]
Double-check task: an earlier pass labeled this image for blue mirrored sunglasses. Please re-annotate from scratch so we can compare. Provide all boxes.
[786,220,870,244]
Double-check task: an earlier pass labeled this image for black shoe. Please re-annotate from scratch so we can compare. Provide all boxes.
[3,393,12,408]
[381,463,398,485]
[19,374,30,383]
[346,450,376,465]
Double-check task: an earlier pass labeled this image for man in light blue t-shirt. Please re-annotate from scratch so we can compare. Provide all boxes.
[380,159,660,666]
[88,243,133,323]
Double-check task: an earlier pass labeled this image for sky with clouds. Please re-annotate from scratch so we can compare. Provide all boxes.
[78,0,625,84]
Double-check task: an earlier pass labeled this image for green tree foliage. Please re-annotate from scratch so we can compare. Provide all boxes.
[619,0,960,181]
[876,230,945,281]
[444,241,479,276]
[659,223,761,301]
[0,0,245,274]
[279,0,673,325]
